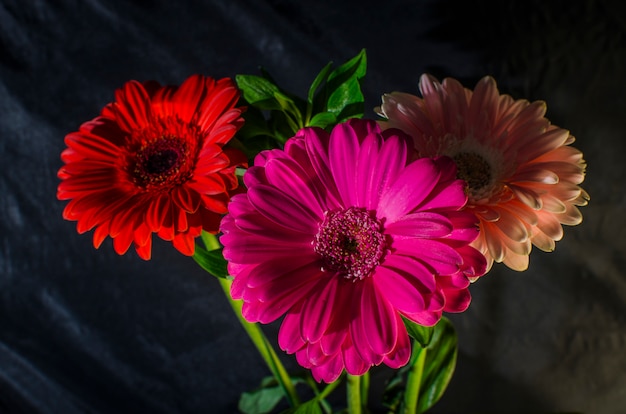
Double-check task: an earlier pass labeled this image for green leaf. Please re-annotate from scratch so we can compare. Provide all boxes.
[192,244,228,279]
[323,49,367,122]
[274,92,303,131]
[307,62,333,105]
[236,75,284,111]
[239,384,285,414]
[417,317,458,413]
[281,399,323,414]
[307,112,337,129]
[237,105,274,140]
[402,316,436,347]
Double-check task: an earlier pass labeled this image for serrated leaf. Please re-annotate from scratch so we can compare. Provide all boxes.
[402,316,435,347]
[417,317,458,413]
[192,245,228,279]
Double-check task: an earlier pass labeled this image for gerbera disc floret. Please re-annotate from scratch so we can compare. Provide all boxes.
[221,119,487,382]
[314,207,387,280]
[376,74,589,271]
[57,75,247,259]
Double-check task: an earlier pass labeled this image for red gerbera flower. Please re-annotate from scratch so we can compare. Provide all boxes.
[57,75,246,260]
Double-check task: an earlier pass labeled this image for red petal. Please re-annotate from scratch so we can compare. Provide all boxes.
[113,80,152,132]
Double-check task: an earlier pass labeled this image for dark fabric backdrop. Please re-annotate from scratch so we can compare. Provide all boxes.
[1,0,624,413]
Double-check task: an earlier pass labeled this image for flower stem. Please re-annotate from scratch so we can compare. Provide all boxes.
[346,374,362,414]
[217,277,300,407]
[404,343,427,414]
[360,371,370,408]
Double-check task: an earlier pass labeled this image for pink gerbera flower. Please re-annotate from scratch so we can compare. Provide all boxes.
[220,119,487,382]
[376,74,589,271]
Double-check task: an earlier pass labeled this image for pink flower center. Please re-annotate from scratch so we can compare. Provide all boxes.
[131,135,192,190]
[453,152,494,201]
[314,207,387,280]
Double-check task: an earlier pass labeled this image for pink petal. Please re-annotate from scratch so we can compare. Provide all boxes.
[220,232,308,264]
[355,132,382,209]
[368,135,408,214]
[383,316,411,369]
[456,245,488,278]
[442,286,472,312]
[443,211,481,246]
[360,280,398,356]
[278,305,306,353]
[378,157,440,223]
[311,353,344,383]
[242,273,319,324]
[247,263,322,302]
[416,179,467,212]
[384,212,453,238]
[303,127,342,203]
[247,184,320,233]
[342,337,370,376]
[392,238,463,275]
[265,158,325,215]
[373,265,427,315]
[402,308,441,327]
[329,122,361,206]
[319,284,352,356]
[300,275,342,343]
[233,212,313,243]
[245,255,320,288]
[306,341,332,366]
[348,281,384,365]
[380,252,436,292]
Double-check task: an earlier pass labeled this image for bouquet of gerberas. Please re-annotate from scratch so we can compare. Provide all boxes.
[56,50,588,413]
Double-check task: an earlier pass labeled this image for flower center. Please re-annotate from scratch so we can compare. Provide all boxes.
[452,152,494,201]
[314,207,387,281]
[132,135,191,190]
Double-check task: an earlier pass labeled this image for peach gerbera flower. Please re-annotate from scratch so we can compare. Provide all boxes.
[376,74,589,271]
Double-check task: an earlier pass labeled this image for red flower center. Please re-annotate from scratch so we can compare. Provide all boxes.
[127,117,202,192]
[132,135,191,190]
[314,207,387,280]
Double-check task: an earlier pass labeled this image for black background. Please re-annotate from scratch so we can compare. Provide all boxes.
[1,0,625,413]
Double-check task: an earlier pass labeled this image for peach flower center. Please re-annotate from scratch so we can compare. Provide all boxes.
[452,151,499,202]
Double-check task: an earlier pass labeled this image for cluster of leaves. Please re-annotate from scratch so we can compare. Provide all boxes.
[230,49,367,162]
[383,318,458,414]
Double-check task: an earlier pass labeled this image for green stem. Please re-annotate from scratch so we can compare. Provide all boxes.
[318,377,342,400]
[360,371,370,408]
[346,374,362,414]
[404,344,427,414]
[217,277,300,407]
